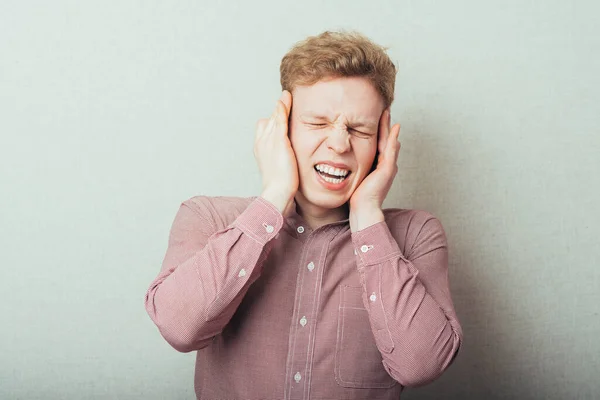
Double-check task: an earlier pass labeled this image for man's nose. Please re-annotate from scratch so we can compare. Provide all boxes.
[326,127,351,153]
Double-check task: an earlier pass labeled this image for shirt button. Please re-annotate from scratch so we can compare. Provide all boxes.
[238,269,247,278]
[294,372,302,383]
[369,292,377,302]
[354,249,357,255]
[360,245,369,253]
[296,226,305,233]
[265,224,274,233]
[307,262,315,271]
[300,316,307,327]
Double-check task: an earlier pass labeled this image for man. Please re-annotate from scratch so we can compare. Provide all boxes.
[145,30,463,400]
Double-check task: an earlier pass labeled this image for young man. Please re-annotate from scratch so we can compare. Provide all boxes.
[145,31,463,400]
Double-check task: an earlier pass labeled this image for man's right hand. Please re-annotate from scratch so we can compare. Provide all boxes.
[254,90,298,216]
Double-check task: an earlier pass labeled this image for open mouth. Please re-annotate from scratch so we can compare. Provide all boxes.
[313,165,351,184]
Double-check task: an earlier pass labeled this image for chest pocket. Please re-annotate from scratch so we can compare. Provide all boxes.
[334,285,398,389]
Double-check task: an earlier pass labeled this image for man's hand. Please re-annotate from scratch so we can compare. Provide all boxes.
[254,90,298,216]
[349,108,401,231]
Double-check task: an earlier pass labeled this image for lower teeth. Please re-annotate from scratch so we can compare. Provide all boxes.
[318,171,346,184]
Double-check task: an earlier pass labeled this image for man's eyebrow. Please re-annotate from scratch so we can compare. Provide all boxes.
[300,113,378,130]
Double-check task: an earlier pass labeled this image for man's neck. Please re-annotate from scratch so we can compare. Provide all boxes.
[293,193,349,230]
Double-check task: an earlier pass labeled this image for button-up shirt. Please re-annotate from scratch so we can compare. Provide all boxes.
[144,195,463,399]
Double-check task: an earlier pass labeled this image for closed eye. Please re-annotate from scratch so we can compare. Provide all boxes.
[349,128,370,136]
[306,123,372,137]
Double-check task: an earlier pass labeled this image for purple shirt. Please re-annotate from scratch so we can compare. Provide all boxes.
[145,195,463,399]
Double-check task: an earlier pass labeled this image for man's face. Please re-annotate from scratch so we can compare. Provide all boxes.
[289,76,385,210]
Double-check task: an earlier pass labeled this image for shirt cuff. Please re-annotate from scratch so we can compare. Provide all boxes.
[351,220,404,268]
[231,196,284,245]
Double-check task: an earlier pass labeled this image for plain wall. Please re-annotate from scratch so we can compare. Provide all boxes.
[1,1,599,399]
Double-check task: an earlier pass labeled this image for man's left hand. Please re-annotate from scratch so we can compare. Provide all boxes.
[349,108,402,212]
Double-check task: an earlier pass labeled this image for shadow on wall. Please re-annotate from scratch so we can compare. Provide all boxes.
[393,106,548,400]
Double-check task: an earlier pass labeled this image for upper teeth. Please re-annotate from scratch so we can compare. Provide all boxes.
[315,164,349,177]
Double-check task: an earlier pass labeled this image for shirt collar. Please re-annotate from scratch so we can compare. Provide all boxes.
[282,198,350,239]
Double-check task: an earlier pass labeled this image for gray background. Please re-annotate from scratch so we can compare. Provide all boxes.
[1,1,599,399]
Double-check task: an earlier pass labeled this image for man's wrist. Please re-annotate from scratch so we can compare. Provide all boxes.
[349,206,384,233]
[260,190,292,215]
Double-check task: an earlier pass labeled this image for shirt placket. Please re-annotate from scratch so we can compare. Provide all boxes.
[284,226,323,400]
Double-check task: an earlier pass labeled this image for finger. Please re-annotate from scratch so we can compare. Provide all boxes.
[390,123,401,158]
[274,91,292,125]
[265,116,275,133]
[378,108,390,155]
[269,92,281,119]
[381,123,394,158]
[274,101,287,125]
[281,90,292,117]
[255,118,269,141]
[256,118,268,132]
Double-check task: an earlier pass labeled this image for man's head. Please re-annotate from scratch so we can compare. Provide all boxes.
[280,31,397,216]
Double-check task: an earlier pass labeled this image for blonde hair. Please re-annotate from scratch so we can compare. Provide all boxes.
[280,30,397,109]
